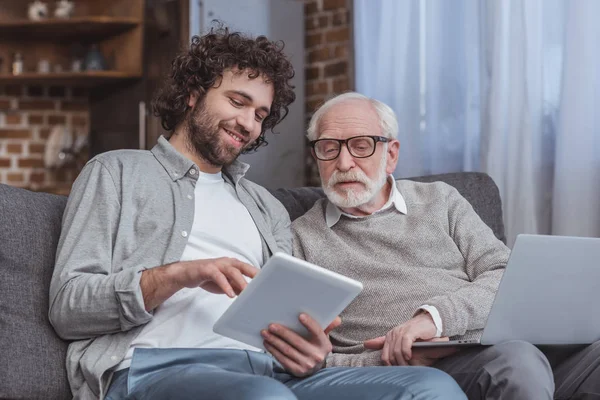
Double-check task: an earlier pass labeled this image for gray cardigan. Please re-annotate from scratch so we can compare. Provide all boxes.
[48,136,292,400]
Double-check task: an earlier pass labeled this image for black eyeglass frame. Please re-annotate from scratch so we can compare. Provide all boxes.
[309,135,391,161]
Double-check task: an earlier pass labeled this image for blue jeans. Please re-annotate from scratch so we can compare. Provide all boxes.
[105,348,466,400]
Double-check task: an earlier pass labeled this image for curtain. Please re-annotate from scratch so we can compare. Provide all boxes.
[354,0,600,245]
[552,0,600,237]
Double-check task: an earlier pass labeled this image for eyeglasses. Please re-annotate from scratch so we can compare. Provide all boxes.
[309,135,390,161]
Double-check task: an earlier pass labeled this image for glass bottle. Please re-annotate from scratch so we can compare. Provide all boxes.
[12,53,23,75]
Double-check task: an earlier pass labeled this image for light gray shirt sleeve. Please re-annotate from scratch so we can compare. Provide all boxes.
[272,201,292,255]
[425,187,509,337]
[48,160,152,340]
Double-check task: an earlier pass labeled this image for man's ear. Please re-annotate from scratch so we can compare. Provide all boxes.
[188,91,199,108]
[310,147,317,161]
[386,139,400,175]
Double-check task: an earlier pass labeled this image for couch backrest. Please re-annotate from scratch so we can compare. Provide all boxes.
[0,184,70,400]
[0,172,504,399]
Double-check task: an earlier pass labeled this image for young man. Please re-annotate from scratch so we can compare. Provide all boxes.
[292,92,600,399]
[49,30,464,400]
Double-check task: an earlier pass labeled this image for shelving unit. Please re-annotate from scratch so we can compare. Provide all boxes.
[0,71,138,87]
[0,17,140,40]
[0,0,145,88]
[0,0,191,156]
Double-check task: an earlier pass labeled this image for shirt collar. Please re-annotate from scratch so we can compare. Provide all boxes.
[325,175,408,227]
[151,135,250,183]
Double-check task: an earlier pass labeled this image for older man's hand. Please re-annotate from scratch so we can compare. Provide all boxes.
[363,312,443,366]
[261,314,341,377]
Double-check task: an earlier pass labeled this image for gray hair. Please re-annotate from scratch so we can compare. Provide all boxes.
[306,92,399,141]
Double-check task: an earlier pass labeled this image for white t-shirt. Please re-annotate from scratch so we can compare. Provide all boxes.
[117,170,263,370]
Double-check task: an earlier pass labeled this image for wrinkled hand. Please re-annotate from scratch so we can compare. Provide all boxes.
[363,312,439,366]
[175,257,259,297]
[262,314,342,377]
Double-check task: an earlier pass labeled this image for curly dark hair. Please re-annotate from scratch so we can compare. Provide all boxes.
[152,26,296,152]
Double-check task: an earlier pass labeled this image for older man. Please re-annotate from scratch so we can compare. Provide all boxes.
[292,92,600,399]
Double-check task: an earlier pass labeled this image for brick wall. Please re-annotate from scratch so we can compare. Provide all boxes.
[0,85,89,195]
[303,0,354,185]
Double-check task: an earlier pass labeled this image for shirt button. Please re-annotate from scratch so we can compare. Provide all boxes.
[187,194,193,200]
[189,169,196,175]
[181,231,188,237]
[110,355,118,361]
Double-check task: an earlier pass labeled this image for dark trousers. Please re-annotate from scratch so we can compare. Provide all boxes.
[434,340,600,400]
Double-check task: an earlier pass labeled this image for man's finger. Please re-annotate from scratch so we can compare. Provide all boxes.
[401,334,413,361]
[264,341,304,378]
[324,316,342,335]
[393,346,408,366]
[222,267,248,294]
[381,338,392,366]
[206,271,235,297]
[364,336,386,350]
[267,323,315,358]
[298,313,325,339]
[408,353,434,367]
[262,327,308,365]
[230,259,259,278]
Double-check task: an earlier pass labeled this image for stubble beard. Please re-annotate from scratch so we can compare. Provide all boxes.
[185,99,246,168]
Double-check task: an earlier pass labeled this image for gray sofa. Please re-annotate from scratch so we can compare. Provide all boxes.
[0,172,504,399]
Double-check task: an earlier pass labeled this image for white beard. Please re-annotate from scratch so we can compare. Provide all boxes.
[323,153,389,208]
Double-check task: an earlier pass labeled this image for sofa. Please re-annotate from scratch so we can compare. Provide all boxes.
[0,172,505,400]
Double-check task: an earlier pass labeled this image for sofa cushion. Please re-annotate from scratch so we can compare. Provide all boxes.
[271,186,325,222]
[0,184,71,400]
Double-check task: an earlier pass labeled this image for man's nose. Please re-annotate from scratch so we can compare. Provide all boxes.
[236,109,256,134]
[335,144,355,171]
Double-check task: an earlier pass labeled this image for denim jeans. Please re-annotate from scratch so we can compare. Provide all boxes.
[105,348,465,400]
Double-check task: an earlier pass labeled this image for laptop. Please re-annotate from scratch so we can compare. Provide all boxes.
[413,234,600,348]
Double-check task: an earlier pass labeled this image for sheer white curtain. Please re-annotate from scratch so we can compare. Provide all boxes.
[552,0,600,237]
[480,0,553,244]
[354,0,600,245]
[355,0,481,178]
[355,1,424,178]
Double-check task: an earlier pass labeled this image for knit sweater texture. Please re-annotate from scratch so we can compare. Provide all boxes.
[292,180,510,367]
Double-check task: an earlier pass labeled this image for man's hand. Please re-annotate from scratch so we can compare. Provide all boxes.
[140,257,259,311]
[174,257,259,296]
[261,314,342,378]
[363,312,439,366]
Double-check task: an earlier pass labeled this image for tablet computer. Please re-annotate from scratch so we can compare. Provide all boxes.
[213,252,363,350]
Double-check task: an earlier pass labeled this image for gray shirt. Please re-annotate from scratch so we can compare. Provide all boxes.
[49,136,292,400]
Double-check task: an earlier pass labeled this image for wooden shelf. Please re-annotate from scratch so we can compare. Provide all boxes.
[0,71,140,87]
[0,17,140,41]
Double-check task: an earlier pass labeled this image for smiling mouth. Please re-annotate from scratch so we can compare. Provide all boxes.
[223,128,245,145]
